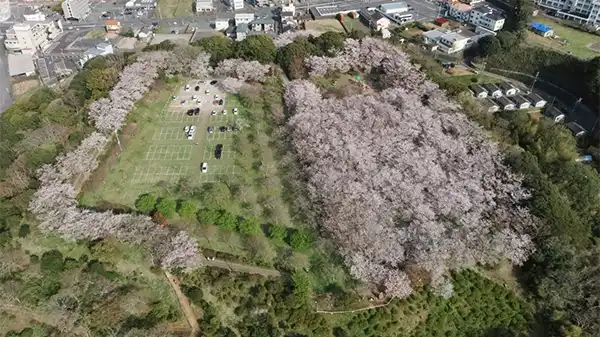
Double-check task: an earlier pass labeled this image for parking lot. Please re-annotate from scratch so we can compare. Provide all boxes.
[132,79,243,186]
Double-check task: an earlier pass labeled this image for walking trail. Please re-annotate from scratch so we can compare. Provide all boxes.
[164,270,200,337]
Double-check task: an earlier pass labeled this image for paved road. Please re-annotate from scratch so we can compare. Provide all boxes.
[0,42,12,115]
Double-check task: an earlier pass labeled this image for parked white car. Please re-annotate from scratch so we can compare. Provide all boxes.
[185,84,190,91]
[201,162,208,173]
[222,109,227,115]
[233,107,239,115]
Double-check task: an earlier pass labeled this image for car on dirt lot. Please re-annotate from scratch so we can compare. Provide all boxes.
[194,108,200,115]
[219,126,226,132]
[211,110,217,115]
[184,126,190,133]
[207,126,214,133]
[233,107,239,115]
[226,126,232,132]
[185,84,190,91]
[210,80,217,85]
[215,144,223,159]
[195,85,200,91]
[218,99,224,106]
[186,110,194,116]
[222,109,227,115]
[201,162,208,173]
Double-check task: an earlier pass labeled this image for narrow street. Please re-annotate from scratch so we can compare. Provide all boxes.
[0,43,12,114]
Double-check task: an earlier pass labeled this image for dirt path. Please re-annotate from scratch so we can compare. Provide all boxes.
[204,258,281,277]
[164,271,200,337]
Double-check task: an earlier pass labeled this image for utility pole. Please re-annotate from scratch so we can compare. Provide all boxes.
[529,71,539,93]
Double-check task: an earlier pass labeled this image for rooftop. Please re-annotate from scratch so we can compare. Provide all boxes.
[7,53,35,76]
[251,17,274,24]
[510,95,529,104]
[441,32,468,42]
[371,12,386,21]
[469,83,486,93]
[496,96,514,106]
[482,83,500,91]
[379,2,408,11]
[451,3,471,11]
[531,22,552,33]
[236,23,249,33]
[423,29,447,41]
[527,92,545,102]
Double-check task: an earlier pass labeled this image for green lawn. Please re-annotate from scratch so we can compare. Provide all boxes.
[342,18,371,34]
[156,0,193,18]
[527,16,600,58]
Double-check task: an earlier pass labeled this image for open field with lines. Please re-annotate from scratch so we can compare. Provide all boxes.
[80,79,244,206]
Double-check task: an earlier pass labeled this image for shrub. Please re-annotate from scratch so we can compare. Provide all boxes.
[178,200,197,219]
[238,217,262,236]
[268,223,287,242]
[155,198,177,218]
[215,211,237,230]
[135,193,157,214]
[40,250,64,274]
[18,224,30,237]
[197,208,221,225]
[290,230,312,251]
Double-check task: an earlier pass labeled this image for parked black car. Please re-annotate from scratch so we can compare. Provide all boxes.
[210,80,218,85]
[194,85,200,91]
[219,126,226,133]
[186,109,194,116]
[215,144,223,159]
[194,107,200,115]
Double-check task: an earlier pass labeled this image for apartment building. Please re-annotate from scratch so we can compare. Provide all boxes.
[4,21,62,54]
[534,0,600,26]
[196,0,215,12]
[231,0,244,10]
[62,0,90,20]
[469,6,505,31]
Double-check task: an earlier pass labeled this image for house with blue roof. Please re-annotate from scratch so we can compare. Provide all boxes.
[530,22,554,37]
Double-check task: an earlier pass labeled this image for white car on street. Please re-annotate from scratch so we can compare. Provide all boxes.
[201,162,208,173]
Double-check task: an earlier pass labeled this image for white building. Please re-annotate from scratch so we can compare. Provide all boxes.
[231,0,244,10]
[79,43,114,67]
[196,0,215,12]
[535,0,600,26]
[379,2,409,15]
[7,54,35,76]
[62,0,90,20]
[23,7,47,22]
[437,31,470,53]
[370,12,391,31]
[468,6,505,31]
[234,12,254,24]
[282,1,295,15]
[446,2,472,22]
[0,0,10,22]
[214,18,229,30]
[4,22,62,54]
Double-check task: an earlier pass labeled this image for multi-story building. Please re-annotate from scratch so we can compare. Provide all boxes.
[196,0,215,12]
[23,7,47,22]
[535,0,600,26]
[231,0,244,10]
[234,12,254,24]
[62,0,90,20]
[468,6,505,31]
[4,21,62,54]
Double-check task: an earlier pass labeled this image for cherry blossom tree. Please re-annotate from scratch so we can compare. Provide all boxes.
[214,58,271,82]
[274,29,322,48]
[219,77,246,93]
[284,79,537,296]
[189,51,212,79]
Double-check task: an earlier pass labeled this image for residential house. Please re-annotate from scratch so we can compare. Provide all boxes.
[482,83,502,98]
[254,0,269,6]
[481,98,499,113]
[23,7,47,22]
[281,11,294,22]
[462,0,485,4]
[527,93,547,108]
[370,12,391,31]
[531,22,553,37]
[496,96,515,110]
[196,0,215,11]
[282,1,295,15]
[235,13,255,24]
[422,29,446,45]
[62,0,90,20]
[498,82,517,96]
[7,53,35,76]
[469,83,488,99]
[236,23,249,41]
[566,122,587,137]
[434,17,450,27]
[250,17,274,31]
[510,95,531,110]
[543,106,566,123]
[379,2,409,15]
[105,19,121,32]
[214,18,229,30]
[446,3,472,22]
[79,43,114,67]
[436,31,469,53]
[468,6,505,31]
[4,21,62,54]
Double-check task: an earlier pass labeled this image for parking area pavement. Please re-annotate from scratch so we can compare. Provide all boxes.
[139,79,243,185]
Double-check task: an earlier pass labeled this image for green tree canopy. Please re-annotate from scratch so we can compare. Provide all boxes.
[235,35,277,64]
[193,35,235,65]
[477,36,502,58]
[177,200,197,219]
[135,194,157,214]
[155,198,177,218]
[292,271,312,303]
[238,217,262,236]
[268,223,287,242]
[215,211,237,230]
[197,208,221,225]
[290,230,313,251]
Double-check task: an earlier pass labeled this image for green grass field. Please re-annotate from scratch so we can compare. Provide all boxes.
[527,16,600,58]
[156,0,194,18]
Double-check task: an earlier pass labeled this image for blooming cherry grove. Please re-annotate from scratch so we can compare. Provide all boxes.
[284,39,537,297]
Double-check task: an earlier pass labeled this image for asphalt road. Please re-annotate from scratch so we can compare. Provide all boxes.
[0,42,12,115]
